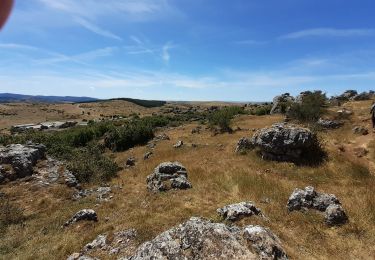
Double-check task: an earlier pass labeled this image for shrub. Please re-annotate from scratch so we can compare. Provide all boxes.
[288,91,327,122]
[250,104,273,116]
[208,106,244,132]
[67,145,118,183]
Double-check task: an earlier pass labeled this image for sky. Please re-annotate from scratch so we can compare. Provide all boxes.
[0,0,375,101]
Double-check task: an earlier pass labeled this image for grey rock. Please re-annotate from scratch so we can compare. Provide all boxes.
[325,204,348,226]
[317,118,343,129]
[353,126,368,135]
[217,202,263,221]
[64,170,79,188]
[287,187,347,226]
[154,133,170,141]
[243,225,288,260]
[143,151,153,160]
[173,140,184,148]
[251,123,321,162]
[125,157,136,167]
[235,137,254,153]
[146,161,192,192]
[128,217,288,260]
[270,93,294,114]
[0,143,46,179]
[63,209,98,227]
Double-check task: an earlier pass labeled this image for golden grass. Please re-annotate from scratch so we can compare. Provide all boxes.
[1,102,375,259]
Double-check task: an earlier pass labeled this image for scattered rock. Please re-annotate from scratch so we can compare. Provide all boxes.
[287,186,347,226]
[317,118,343,129]
[0,143,46,181]
[173,140,184,148]
[125,157,136,167]
[235,137,254,153]
[143,151,153,160]
[270,93,294,114]
[146,161,192,192]
[217,202,263,221]
[353,126,368,135]
[63,209,98,227]
[252,123,322,163]
[73,187,112,201]
[154,133,170,141]
[243,225,288,260]
[64,169,79,188]
[336,108,353,119]
[324,204,348,226]
[128,217,288,260]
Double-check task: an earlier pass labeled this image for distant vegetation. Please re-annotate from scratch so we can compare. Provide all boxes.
[288,91,327,123]
[109,98,167,108]
[208,106,244,132]
[0,115,177,182]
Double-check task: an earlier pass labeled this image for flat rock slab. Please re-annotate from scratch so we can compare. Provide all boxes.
[64,209,98,227]
[217,202,263,221]
[128,217,288,260]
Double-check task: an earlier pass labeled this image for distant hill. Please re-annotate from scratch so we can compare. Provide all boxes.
[0,93,167,108]
[108,98,166,108]
[0,93,98,103]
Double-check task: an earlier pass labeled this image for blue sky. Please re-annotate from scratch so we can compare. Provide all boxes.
[0,0,375,101]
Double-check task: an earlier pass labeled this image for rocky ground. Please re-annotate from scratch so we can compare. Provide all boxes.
[0,96,375,259]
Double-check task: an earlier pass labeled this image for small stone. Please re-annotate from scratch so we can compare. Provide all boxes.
[325,204,348,226]
[173,140,184,148]
[63,209,98,227]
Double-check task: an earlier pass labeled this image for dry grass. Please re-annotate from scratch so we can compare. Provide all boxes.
[1,102,375,259]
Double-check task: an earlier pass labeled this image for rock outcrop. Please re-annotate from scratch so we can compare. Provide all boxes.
[63,209,98,227]
[217,202,263,221]
[251,123,322,163]
[146,162,192,192]
[68,229,138,260]
[128,217,288,260]
[235,137,254,153]
[270,93,294,114]
[287,186,348,226]
[0,143,46,182]
[173,140,184,148]
[125,157,136,167]
[317,118,343,129]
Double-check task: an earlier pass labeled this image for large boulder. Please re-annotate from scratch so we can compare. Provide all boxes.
[287,186,348,226]
[128,217,288,260]
[251,123,322,163]
[0,143,46,181]
[146,162,192,192]
[217,202,263,221]
[270,93,295,114]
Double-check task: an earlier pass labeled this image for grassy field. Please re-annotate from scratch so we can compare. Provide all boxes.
[1,100,375,259]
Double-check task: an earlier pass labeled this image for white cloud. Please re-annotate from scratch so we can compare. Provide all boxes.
[162,42,173,64]
[280,28,375,40]
[74,17,122,41]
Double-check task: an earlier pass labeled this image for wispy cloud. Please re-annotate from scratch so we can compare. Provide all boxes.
[280,28,375,40]
[74,17,122,41]
[162,42,174,64]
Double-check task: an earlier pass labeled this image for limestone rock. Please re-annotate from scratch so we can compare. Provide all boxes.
[173,140,184,148]
[251,123,322,163]
[146,161,192,192]
[235,137,254,153]
[0,143,46,180]
[353,126,368,135]
[64,209,98,227]
[128,217,288,260]
[217,202,263,221]
[324,204,348,226]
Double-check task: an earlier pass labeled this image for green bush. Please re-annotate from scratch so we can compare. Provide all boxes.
[67,143,118,183]
[208,106,244,132]
[250,104,273,116]
[104,121,154,151]
[288,91,327,122]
